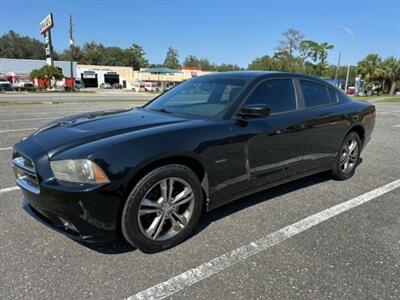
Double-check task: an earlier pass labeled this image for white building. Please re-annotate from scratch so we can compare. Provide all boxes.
[0,58,77,84]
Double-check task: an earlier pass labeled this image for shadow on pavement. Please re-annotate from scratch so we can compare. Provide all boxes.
[85,171,332,254]
[194,171,332,235]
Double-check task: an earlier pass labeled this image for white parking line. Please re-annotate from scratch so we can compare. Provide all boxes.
[0,128,37,134]
[127,179,400,300]
[0,186,19,194]
[395,124,400,128]
[0,147,12,151]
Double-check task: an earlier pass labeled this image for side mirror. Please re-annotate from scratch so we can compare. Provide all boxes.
[238,104,271,118]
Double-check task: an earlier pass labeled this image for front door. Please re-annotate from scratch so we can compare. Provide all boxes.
[231,78,308,194]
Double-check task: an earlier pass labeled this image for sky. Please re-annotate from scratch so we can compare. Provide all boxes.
[0,0,399,67]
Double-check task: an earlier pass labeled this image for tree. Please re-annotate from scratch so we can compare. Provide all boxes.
[248,51,304,73]
[126,44,149,70]
[163,47,180,69]
[382,57,400,96]
[356,54,383,83]
[277,29,304,55]
[58,45,84,63]
[183,55,200,67]
[199,58,216,71]
[299,40,334,76]
[0,30,51,60]
[80,42,107,65]
[30,65,64,80]
[248,55,278,71]
[216,63,242,72]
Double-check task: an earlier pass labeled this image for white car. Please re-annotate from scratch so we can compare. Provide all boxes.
[13,80,34,90]
[0,80,13,91]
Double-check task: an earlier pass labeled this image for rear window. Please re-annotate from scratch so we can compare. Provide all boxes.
[300,80,331,108]
[327,87,338,103]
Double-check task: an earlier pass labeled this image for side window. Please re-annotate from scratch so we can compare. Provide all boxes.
[327,87,338,103]
[245,79,297,113]
[300,80,331,108]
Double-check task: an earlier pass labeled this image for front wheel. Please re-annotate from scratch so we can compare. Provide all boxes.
[331,131,361,180]
[121,164,203,253]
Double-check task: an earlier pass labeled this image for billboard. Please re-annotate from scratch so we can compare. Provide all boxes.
[40,14,54,34]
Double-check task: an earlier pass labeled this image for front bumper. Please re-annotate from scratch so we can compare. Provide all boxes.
[19,185,118,242]
[13,138,121,243]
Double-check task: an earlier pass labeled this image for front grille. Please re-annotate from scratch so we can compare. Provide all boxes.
[13,153,40,194]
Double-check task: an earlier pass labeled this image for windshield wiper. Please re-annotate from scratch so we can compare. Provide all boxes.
[150,108,172,114]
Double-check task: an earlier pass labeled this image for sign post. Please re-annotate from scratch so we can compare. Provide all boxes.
[40,13,54,66]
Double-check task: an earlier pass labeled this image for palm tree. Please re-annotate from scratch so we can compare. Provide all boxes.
[382,57,400,96]
[357,54,384,83]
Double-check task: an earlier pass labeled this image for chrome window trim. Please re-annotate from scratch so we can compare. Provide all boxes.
[235,77,299,117]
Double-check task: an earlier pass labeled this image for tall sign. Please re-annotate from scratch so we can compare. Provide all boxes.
[40,14,54,66]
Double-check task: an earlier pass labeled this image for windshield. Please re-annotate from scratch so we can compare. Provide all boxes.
[145,76,248,118]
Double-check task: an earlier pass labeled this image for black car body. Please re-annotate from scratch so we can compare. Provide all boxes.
[13,72,375,252]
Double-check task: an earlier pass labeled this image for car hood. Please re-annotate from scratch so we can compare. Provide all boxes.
[30,108,188,154]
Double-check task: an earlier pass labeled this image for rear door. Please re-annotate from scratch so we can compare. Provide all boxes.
[297,79,347,170]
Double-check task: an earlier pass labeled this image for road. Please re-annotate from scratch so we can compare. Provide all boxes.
[0,100,399,299]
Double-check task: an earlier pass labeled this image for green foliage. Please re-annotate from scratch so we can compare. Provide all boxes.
[299,40,334,76]
[381,56,400,95]
[248,51,304,73]
[356,53,383,82]
[0,30,52,60]
[183,55,201,67]
[58,42,148,69]
[127,44,149,70]
[215,63,242,72]
[183,56,241,72]
[163,47,180,69]
[30,65,64,80]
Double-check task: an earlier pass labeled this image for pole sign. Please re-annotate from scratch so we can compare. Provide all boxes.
[40,14,54,34]
[40,13,54,66]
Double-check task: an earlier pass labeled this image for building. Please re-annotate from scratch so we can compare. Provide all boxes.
[0,58,214,90]
[77,64,134,89]
[0,58,76,85]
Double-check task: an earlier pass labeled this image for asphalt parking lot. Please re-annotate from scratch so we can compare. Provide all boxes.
[0,100,399,299]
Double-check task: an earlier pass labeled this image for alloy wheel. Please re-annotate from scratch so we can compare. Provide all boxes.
[137,177,195,241]
[340,137,359,173]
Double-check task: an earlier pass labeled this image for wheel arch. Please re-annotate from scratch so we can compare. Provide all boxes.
[116,154,209,236]
[346,125,366,146]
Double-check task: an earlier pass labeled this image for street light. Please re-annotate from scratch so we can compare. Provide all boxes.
[341,26,355,93]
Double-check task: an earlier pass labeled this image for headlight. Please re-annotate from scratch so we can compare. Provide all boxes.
[50,159,110,184]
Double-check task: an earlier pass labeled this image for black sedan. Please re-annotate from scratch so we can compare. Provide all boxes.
[13,72,375,253]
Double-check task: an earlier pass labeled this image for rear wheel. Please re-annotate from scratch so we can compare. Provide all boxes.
[331,131,361,180]
[121,164,203,253]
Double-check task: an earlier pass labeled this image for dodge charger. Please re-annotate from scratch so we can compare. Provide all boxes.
[13,72,375,253]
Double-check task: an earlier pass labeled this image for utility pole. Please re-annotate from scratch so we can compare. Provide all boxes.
[335,52,341,87]
[342,26,355,93]
[69,14,75,91]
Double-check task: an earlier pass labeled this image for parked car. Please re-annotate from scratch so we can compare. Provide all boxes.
[13,72,375,253]
[13,80,35,91]
[112,83,122,89]
[75,80,84,89]
[100,82,112,89]
[346,86,355,95]
[0,80,13,91]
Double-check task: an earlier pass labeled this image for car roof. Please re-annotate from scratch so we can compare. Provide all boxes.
[198,71,337,88]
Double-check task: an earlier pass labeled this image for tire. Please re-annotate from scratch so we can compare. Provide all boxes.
[331,131,361,180]
[121,164,203,253]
